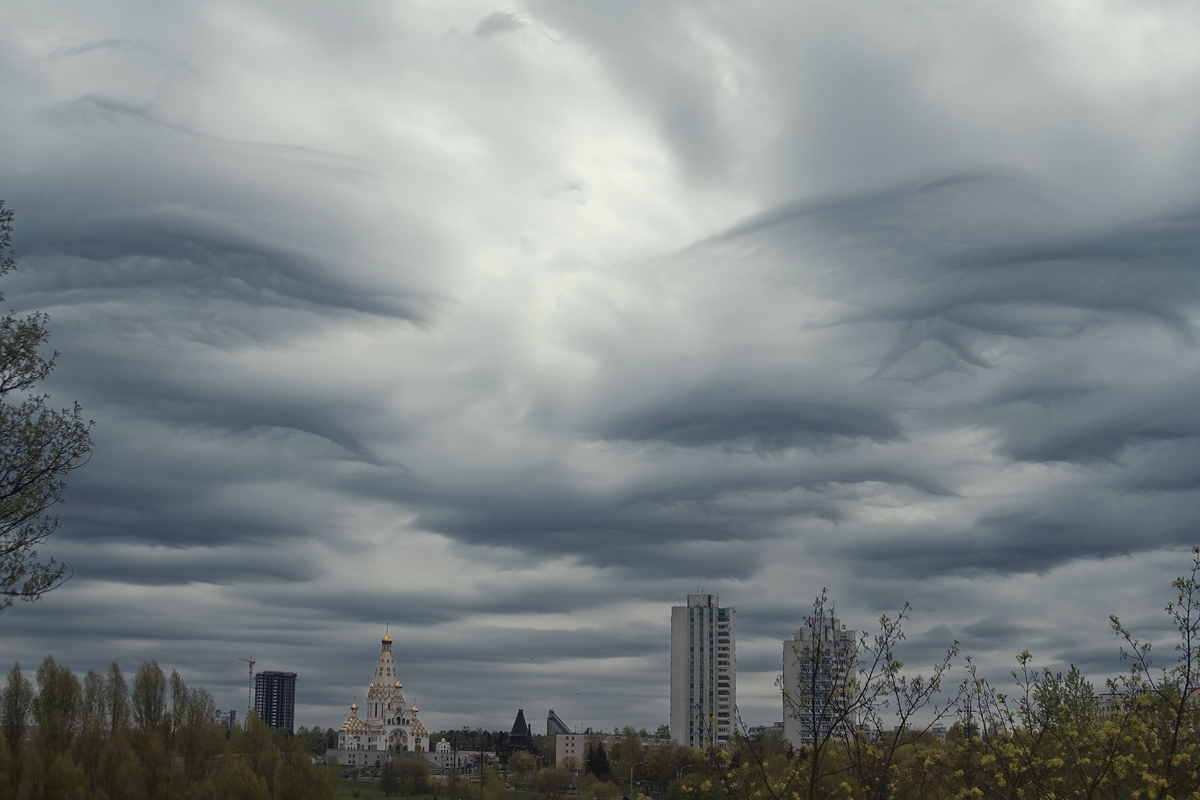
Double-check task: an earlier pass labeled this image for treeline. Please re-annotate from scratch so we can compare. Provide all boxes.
[0,657,333,800]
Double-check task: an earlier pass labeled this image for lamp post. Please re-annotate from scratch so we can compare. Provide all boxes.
[630,761,642,797]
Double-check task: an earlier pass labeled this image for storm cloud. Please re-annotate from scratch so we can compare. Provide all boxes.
[3,0,1200,732]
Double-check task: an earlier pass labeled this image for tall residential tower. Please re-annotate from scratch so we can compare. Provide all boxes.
[782,617,857,748]
[671,594,735,749]
[253,670,297,733]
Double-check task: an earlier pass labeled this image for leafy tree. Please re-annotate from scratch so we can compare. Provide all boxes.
[396,751,432,794]
[607,727,645,791]
[730,592,958,800]
[381,760,401,796]
[44,752,87,800]
[1,662,34,795]
[0,653,335,800]
[32,655,81,758]
[585,739,611,781]
[73,669,107,795]
[277,734,334,800]
[231,710,279,793]
[1,662,33,758]
[1110,545,1200,799]
[131,660,167,737]
[168,671,223,784]
[213,755,270,800]
[511,750,537,776]
[0,202,93,613]
[105,662,130,736]
[78,670,105,733]
[531,765,572,797]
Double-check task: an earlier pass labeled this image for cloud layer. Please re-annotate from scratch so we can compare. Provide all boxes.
[3,0,1200,732]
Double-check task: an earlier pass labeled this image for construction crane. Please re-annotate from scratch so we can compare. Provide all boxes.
[238,657,255,718]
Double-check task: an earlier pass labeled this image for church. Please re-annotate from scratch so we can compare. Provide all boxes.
[328,629,432,767]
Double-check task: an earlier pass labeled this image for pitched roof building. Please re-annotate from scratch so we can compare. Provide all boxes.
[499,706,537,763]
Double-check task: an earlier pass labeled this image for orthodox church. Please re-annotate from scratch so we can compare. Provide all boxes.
[328,629,432,767]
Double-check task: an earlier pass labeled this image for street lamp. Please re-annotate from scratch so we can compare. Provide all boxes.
[630,761,643,797]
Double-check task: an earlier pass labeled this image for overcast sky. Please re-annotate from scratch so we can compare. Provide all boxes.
[4,0,1200,735]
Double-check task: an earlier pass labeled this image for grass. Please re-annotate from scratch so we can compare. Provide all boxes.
[331,782,441,800]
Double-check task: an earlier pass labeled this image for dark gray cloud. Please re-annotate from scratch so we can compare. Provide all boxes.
[3,0,1200,733]
[475,11,523,37]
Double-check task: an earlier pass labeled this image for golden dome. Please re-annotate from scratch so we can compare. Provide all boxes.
[394,681,401,688]
[351,702,358,711]
[412,707,418,713]
[382,632,392,644]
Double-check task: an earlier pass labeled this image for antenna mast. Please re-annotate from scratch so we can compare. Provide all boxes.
[238,657,255,718]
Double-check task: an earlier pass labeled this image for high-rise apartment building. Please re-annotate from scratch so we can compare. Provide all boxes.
[782,617,857,748]
[671,594,735,749]
[253,670,297,733]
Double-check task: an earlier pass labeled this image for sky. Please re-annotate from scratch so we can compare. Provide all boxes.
[3,0,1200,735]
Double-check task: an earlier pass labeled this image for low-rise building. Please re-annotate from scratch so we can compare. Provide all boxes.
[550,714,669,770]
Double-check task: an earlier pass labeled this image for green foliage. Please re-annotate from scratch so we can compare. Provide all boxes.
[702,548,1200,800]
[510,750,536,777]
[131,660,167,737]
[584,740,610,781]
[0,654,334,800]
[381,761,401,796]
[1,663,33,761]
[393,751,431,795]
[0,202,93,613]
[530,765,571,798]
[31,656,80,758]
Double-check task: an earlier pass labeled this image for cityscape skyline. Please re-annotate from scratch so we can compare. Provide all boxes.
[4,1,1200,735]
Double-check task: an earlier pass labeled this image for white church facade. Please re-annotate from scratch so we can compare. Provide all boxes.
[327,629,432,767]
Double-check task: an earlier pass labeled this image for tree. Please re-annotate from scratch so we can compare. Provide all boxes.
[1,662,33,758]
[531,766,572,798]
[131,660,168,738]
[32,655,81,757]
[511,750,537,777]
[722,592,958,800]
[105,662,130,736]
[584,740,610,781]
[395,751,431,795]
[1,662,34,795]
[380,760,401,796]
[0,201,93,612]
[1109,545,1200,799]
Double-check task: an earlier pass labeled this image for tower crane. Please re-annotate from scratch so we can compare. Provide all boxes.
[238,657,255,718]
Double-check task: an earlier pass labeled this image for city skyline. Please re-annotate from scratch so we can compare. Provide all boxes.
[4,1,1200,733]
